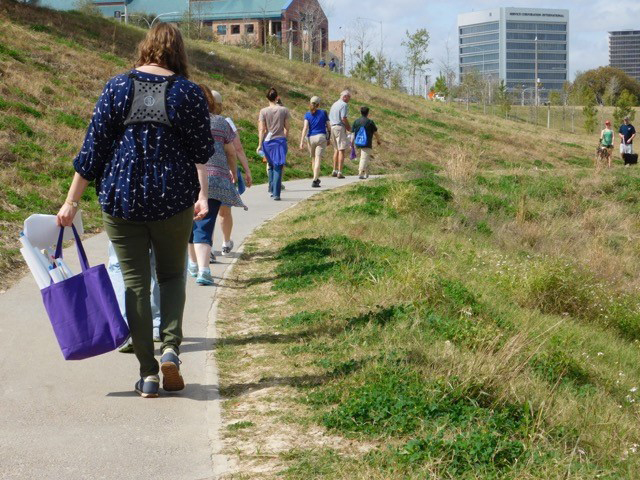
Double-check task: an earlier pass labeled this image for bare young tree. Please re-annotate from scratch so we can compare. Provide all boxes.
[74,0,101,16]
[437,38,457,99]
[350,19,373,68]
[387,62,405,92]
[402,28,432,96]
[294,0,328,63]
[182,2,209,40]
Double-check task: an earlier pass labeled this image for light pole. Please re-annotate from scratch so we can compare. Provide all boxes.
[534,34,539,107]
[150,12,180,28]
[127,14,151,28]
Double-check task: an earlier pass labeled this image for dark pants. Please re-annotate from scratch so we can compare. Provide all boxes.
[268,164,284,199]
[103,207,193,377]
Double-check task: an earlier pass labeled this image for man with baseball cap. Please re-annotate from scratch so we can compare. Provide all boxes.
[619,116,636,160]
[300,96,331,187]
[329,90,352,179]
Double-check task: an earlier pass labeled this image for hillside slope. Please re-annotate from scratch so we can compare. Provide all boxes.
[6,3,640,478]
[0,2,598,287]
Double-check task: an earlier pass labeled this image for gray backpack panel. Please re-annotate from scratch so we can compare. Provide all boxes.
[123,77,173,127]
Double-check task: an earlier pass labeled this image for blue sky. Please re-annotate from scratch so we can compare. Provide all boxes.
[325,0,640,81]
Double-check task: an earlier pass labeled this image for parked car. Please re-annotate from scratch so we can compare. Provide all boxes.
[434,94,446,102]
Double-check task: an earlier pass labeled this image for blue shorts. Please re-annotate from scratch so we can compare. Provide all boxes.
[190,199,222,245]
[221,167,245,207]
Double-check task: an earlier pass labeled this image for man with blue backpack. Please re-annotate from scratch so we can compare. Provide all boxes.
[352,106,381,179]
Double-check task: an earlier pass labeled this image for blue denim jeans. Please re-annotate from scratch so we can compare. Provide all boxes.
[189,199,222,245]
[107,242,161,334]
[268,164,284,199]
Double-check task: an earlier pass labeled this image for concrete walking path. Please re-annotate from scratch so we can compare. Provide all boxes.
[0,175,362,480]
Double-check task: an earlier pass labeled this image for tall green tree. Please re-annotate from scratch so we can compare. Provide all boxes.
[613,90,638,127]
[496,80,511,118]
[351,52,378,83]
[387,62,405,92]
[375,52,388,87]
[460,70,483,111]
[582,87,598,134]
[402,28,431,96]
[434,74,448,97]
[603,77,621,107]
[573,67,640,105]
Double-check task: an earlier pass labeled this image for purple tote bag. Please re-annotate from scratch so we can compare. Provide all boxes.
[41,226,129,360]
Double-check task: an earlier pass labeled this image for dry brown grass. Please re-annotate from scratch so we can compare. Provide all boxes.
[0,3,600,290]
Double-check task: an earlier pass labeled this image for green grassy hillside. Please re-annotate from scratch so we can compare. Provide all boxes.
[5,2,640,478]
[0,2,598,287]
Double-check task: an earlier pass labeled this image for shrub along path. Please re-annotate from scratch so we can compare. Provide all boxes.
[0,175,362,480]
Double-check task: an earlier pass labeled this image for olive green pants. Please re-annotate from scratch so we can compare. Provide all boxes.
[103,207,193,377]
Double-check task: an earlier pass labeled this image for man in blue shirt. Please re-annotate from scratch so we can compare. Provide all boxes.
[299,96,331,187]
[619,116,636,160]
[329,58,336,72]
[318,58,326,68]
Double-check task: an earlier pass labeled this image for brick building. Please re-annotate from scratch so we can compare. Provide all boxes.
[39,0,329,57]
[327,40,345,72]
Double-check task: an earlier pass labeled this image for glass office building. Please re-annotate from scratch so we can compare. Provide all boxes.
[458,8,569,93]
[609,31,640,82]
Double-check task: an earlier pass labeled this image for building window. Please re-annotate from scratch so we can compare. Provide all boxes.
[506,32,566,41]
[506,62,566,70]
[460,53,499,64]
[506,22,566,31]
[461,63,499,73]
[507,71,566,80]
[459,43,499,54]
[459,22,499,35]
[506,42,566,51]
[245,24,254,34]
[231,25,240,35]
[507,52,566,60]
[217,25,227,35]
[459,32,499,44]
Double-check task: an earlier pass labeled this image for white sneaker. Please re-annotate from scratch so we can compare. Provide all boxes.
[221,240,234,255]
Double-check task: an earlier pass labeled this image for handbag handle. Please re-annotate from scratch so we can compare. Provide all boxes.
[54,225,90,272]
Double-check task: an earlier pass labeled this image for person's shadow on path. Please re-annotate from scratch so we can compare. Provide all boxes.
[106,383,219,401]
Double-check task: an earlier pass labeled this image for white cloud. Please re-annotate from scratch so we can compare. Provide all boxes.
[326,0,640,80]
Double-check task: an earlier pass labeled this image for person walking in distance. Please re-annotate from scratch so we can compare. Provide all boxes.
[329,90,351,179]
[56,23,213,398]
[299,96,331,188]
[352,106,382,179]
[619,116,636,162]
[329,58,336,72]
[258,87,290,201]
[188,87,246,285]
[215,103,253,259]
[599,120,614,169]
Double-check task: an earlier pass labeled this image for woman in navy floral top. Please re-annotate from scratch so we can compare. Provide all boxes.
[56,23,213,398]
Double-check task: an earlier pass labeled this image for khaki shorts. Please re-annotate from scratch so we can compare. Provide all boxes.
[621,143,634,155]
[308,134,327,160]
[331,125,349,151]
[359,147,374,172]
